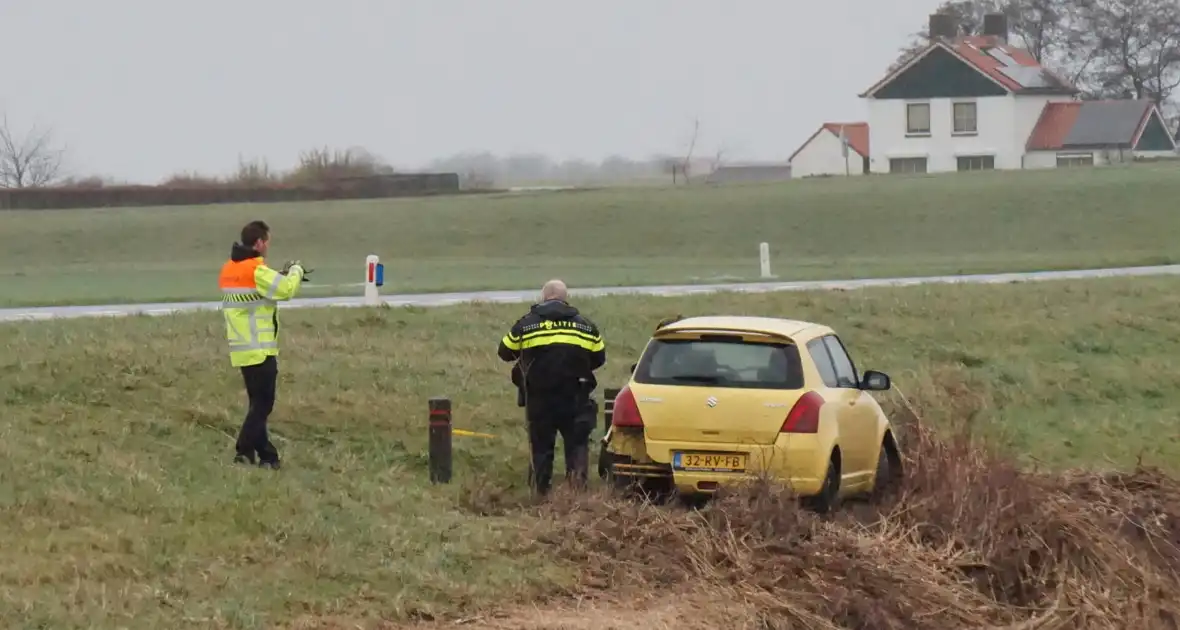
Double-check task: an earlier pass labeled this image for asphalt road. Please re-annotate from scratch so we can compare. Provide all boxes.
[3,264,1180,323]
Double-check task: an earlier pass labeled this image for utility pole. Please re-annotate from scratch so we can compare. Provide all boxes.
[839,125,850,176]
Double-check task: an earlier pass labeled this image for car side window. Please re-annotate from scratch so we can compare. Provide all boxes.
[823,335,859,389]
[806,338,838,388]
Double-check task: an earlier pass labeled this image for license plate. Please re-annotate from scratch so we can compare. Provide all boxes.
[673,452,747,472]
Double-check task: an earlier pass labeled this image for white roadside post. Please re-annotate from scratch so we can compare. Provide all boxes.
[364,254,382,306]
[759,242,773,279]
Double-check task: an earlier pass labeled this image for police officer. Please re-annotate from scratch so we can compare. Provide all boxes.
[218,220,310,469]
[498,279,606,496]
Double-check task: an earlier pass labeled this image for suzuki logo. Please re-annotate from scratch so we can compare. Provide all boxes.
[706,396,718,407]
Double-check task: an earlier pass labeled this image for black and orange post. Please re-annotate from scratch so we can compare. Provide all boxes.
[428,397,452,484]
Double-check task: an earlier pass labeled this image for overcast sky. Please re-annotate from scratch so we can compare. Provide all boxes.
[0,0,944,183]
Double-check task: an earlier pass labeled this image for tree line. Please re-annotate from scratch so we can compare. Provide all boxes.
[0,112,407,191]
[0,110,692,190]
[898,0,1180,119]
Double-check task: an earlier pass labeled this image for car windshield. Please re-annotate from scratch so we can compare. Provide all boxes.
[633,335,804,390]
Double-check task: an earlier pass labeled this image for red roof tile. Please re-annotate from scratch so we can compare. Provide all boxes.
[822,122,869,157]
[861,35,1077,97]
[951,36,1037,91]
[788,122,869,162]
[1026,102,1082,150]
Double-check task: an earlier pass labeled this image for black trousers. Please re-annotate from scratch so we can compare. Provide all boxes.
[236,355,279,464]
[525,392,595,495]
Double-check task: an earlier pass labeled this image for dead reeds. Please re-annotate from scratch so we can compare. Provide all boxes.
[526,374,1180,629]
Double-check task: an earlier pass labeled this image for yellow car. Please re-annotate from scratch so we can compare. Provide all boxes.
[600,315,902,511]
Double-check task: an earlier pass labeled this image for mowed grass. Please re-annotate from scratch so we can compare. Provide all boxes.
[4,163,1180,306]
[2,277,1180,628]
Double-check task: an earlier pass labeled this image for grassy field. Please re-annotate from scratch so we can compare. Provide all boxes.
[3,276,1180,628]
[3,163,1180,307]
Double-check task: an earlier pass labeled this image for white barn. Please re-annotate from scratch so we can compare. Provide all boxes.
[788,122,870,177]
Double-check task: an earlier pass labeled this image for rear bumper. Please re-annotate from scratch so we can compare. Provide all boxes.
[670,471,826,496]
[605,434,831,497]
[604,452,673,481]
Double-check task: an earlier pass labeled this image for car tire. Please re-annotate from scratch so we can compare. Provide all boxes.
[804,453,841,514]
[870,433,903,499]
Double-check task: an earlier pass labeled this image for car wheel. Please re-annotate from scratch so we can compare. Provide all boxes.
[870,433,903,499]
[804,453,841,514]
[676,491,711,511]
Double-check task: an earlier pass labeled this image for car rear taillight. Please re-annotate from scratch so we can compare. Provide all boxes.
[781,391,824,433]
[611,386,644,427]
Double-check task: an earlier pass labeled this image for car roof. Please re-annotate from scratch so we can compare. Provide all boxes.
[655,315,830,340]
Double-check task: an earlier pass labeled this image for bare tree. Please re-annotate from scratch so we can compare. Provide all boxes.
[888,0,1005,72]
[0,115,64,188]
[671,117,700,185]
[285,145,394,185]
[710,147,726,173]
[231,155,278,186]
[659,118,702,184]
[1074,0,1180,104]
[888,0,1093,83]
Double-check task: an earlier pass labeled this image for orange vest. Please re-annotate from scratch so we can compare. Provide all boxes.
[219,257,263,292]
[218,256,303,367]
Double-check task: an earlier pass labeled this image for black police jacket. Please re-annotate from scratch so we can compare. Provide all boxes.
[497,299,606,395]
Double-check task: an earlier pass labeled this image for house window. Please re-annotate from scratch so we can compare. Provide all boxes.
[906,103,930,135]
[889,157,927,174]
[953,102,977,134]
[1056,153,1094,167]
[956,155,994,171]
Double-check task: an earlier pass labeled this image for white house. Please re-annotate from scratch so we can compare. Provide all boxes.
[855,13,1175,173]
[788,122,870,177]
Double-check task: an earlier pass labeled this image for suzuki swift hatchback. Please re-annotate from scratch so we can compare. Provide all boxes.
[601,315,902,511]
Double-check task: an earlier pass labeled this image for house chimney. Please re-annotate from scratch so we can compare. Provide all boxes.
[983,13,1008,43]
[929,13,957,40]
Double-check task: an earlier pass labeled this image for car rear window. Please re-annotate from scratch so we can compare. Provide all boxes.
[633,335,804,390]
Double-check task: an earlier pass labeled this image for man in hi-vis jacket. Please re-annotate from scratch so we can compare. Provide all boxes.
[217,220,310,469]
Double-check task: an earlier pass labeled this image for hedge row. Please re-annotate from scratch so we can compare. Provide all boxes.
[0,172,463,210]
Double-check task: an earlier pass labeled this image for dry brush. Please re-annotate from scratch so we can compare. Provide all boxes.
[505,375,1180,629]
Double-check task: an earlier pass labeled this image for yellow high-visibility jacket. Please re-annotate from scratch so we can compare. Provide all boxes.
[218,245,304,368]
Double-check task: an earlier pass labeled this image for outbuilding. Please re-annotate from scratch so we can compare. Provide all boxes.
[788,122,870,177]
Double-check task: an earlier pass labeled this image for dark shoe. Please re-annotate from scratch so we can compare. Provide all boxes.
[258,460,281,470]
[233,453,255,465]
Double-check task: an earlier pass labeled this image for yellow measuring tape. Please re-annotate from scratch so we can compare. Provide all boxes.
[452,428,497,439]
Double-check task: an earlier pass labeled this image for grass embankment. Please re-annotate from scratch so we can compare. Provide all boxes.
[4,163,1180,306]
[2,277,1180,628]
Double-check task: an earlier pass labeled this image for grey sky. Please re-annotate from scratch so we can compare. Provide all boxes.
[1,0,942,183]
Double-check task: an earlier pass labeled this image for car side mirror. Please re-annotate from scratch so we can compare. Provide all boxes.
[629,362,637,374]
[860,370,891,391]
